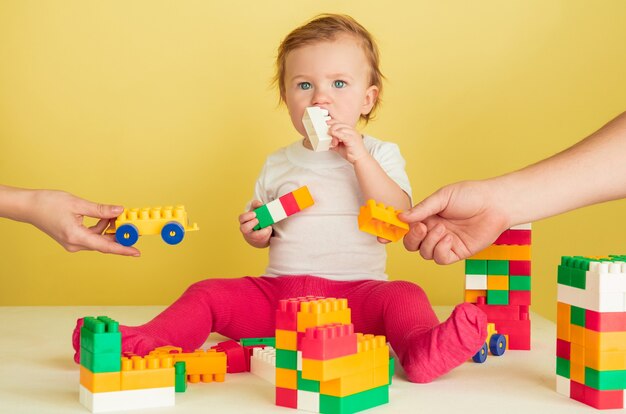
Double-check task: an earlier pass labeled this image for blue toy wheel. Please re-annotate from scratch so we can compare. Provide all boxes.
[116,224,139,246]
[161,221,185,245]
[472,343,488,363]
[489,334,507,356]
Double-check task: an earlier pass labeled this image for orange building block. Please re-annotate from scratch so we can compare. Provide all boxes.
[319,363,389,397]
[556,302,571,341]
[292,186,314,210]
[120,355,175,390]
[275,367,298,390]
[275,329,298,351]
[470,244,531,261]
[79,365,121,393]
[150,347,227,383]
[487,275,509,290]
[357,199,409,242]
[465,290,486,304]
[297,298,352,333]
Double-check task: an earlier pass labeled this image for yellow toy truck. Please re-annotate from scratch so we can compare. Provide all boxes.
[472,322,507,363]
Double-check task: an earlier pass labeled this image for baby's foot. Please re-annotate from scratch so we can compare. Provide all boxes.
[72,318,169,363]
[402,303,487,383]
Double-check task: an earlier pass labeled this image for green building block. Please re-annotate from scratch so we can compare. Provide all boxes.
[175,361,187,393]
[509,276,531,291]
[465,260,487,275]
[276,349,298,370]
[320,385,389,414]
[297,370,320,392]
[388,356,394,384]
[80,316,121,354]
[253,204,274,230]
[557,264,571,286]
[556,357,570,378]
[487,290,509,305]
[585,367,626,390]
[570,305,586,327]
[240,337,276,348]
[487,260,509,275]
[80,347,121,373]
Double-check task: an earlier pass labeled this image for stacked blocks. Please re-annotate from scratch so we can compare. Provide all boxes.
[253,186,315,230]
[464,224,532,350]
[556,255,626,409]
[275,297,390,413]
[149,346,227,383]
[79,316,175,412]
[302,106,332,152]
[357,199,409,242]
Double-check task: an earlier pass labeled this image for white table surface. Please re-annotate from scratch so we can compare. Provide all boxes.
[0,306,618,414]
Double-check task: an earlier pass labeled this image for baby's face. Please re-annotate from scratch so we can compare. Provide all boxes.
[283,35,378,138]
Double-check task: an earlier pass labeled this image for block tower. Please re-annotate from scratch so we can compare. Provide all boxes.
[275,297,391,413]
[464,224,532,350]
[556,255,626,409]
[79,316,176,412]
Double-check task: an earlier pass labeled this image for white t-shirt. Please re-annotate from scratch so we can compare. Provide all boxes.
[250,135,412,281]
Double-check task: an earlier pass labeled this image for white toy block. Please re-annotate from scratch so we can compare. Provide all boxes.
[266,199,287,223]
[297,350,302,371]
[510,223,532,230]
[250,347,276,384]
[557,284,625,312]
[79,385,175,413]
[302,107,332,152]
[465,274,487,290]
[297,389,320,413]
[555,375,570,397]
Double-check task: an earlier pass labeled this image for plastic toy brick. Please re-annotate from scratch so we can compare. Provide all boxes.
[276,386,298,409]
[296,370,320,393]
[491,318,531,350]
[302,106,332,152]
[474,304,521,321]
[79,384,175,413]
[319,384,389,414]
[509,260,531,275]
[297,389,320,412]
[253,186,315,230]
[487,260,509,275]
[250,347,276,384]
[211,340,247,373]
[357,199,409,242]
[80,365,121,393]
[80,316,121,354]
[275,329,298,351]
[487,290,509,305]
[487,275,508,290]
[470,244,531,261]
[509,275,531,291]
[465,274,487,290]
[465,259,487,275]
[175,361,187,393]
[465,290,486,304]
[509,290,531,306]
[240,337,276,348]
[80,348,121,374]
[319,363,389,397]
[149,347,227,383]
[120,355,175,391]
[585,309,626,332]
[106,205,199,247]
[297,298,352,333]
[300,323,358,361]
[275,349,298,370]
[493,229,532,245]
[276,367,298,390]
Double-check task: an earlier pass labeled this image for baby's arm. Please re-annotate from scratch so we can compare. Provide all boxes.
[239,200,272,248]
[328,121,410,210]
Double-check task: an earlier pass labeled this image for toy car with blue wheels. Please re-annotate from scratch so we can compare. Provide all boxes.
[107,205,199,247]
[472,322,507,363]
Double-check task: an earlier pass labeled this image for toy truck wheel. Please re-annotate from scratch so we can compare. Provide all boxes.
[116,224,139,246]
[472,343,488,363]
[161,221,185,245]
[489,334,506,356]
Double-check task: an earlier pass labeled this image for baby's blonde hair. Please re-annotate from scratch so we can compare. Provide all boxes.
[274,14,384,123]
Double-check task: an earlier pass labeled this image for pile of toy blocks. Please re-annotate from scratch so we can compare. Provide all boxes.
[79,316,178,412]
[274,297,392,413]
[556,255,626,409]
[464,224,532,349]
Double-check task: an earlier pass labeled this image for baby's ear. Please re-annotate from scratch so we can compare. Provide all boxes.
[361,85,379,115]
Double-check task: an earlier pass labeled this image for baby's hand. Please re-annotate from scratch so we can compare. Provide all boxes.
[328,120,368,164]
[238,200,272,248]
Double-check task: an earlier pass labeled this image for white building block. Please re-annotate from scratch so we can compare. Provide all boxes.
[250,347,276,384]
[465,274,487,290]
[266,199,287,223]
[555,374,570,397]
[79,385,175,413]
[302,107,332,152]
[297,389,320,413]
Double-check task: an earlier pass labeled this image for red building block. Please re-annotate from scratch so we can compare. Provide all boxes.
[491,319,531,350]
[509,260,531,276]
[242,345,265,371]
[509,290,531,306]
[571,380,624,409]
[211,340,246,373]
[300,323,358,360]
[276,387,298,408]
[493,229,532,245]
[585,309,626,332]
[556,338,571,360]
[474,304,521,320]
[275,297,324,331]
[279,192,300,216]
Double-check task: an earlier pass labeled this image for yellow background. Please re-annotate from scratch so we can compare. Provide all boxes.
[1,1,624,322]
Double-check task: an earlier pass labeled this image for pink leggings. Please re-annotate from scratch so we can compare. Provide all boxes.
[74,275,486,383]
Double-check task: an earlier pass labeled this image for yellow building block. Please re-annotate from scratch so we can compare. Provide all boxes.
[470,244,531,261]
[320,363,388,397]
[487,275,509,290]
[120,355,175,390]
[150,347,227,383]
[584,329,626,352]
[357,199,409,242]
[585,349,626,371]
[570,325,586,346]
[79,365,121,393]
[570,343,585,366]
[292,186,314,210]
[464,290,486,304]
[297,298,352,333]
[302,334,388,382]
[275,368,298,390]
[556,302,571,341]
[275,329,298,351]
[570,361,585,384]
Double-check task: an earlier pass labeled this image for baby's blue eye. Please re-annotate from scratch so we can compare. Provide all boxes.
[298,82,312,90]
[333,80,346,88]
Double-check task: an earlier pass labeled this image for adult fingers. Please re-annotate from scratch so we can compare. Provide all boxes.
[402,222,427,251]
[418,223,447,260]
[398,189,449,224]
[75,198,124,219]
